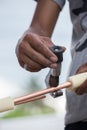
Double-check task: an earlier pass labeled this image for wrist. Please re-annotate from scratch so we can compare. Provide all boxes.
[28,20,52,37]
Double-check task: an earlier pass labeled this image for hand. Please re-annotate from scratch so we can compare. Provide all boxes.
[15,31,58,72]
[75,63,87,95]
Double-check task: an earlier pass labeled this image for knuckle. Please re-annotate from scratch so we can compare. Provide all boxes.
[19,41,26,51]
[38,44,43,50]
[23,34,29,41]
[27,61,42,72]
[27,67,41,72]
[42,59,51,67]
[45,37,50,41]
[17,59,24,68]
[23,33,33,41]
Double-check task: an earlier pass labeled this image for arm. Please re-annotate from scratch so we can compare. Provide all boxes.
[16,0,61,72]
[29,0,61,37]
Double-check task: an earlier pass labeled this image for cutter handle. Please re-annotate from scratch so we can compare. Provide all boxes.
[49,46,63,98]
[50,46,63,63]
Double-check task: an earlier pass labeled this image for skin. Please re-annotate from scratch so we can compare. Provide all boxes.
[16,0,61,72]
[16,0,87,94]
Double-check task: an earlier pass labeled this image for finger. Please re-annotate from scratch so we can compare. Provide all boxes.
[18,53,44,72]
[40,36,54,48]
[42,37,66,52]
[75,79,87,95]
[76,63,87,74]
[23,34,58,63]
[75,88,84,95]
[21,42,57,68]
[61,46,66,52]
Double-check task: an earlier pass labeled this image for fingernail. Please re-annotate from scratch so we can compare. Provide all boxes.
[50,63,57,69]
[50,56,58,63]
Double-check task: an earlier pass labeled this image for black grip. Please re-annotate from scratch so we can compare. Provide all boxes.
[49,46,63,98]
[50,46,63,63]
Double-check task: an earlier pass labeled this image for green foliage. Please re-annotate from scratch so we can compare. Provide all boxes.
[2,77,55,119]
[2,104,55,119]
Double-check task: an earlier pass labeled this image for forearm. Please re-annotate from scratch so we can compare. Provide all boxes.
[16,0,61,72]
[28,0,61,37]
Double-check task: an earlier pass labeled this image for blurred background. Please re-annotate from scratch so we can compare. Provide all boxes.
[0,0,72,130]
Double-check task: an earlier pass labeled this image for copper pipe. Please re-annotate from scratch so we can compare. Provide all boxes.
[14,81,71,105]
[15,95,46,105]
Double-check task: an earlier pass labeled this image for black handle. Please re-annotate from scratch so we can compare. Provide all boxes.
[50,46,63,63]
[49,46,63,98]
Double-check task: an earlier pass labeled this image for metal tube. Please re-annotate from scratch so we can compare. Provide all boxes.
[15,95,46,105]
[14,81,71,105]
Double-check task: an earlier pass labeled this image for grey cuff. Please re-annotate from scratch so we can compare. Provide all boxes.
[53,0,66,10]
[34,0,65,10]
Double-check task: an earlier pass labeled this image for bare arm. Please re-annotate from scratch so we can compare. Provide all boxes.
[16,0,61,72]
[30,0,61,36]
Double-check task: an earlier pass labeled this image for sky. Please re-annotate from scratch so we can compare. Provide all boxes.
[0,0,72,113]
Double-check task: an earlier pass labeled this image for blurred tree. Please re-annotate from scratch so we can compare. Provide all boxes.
[2,77,55,119]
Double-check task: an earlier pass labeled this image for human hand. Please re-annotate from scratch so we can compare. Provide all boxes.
[15,31,58,72]
[75,63,87,95]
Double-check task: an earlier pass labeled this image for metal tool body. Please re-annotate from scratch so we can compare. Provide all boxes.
[49,46,63,98]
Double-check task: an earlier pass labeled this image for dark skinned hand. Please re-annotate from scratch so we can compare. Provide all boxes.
[16,31,61,72]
